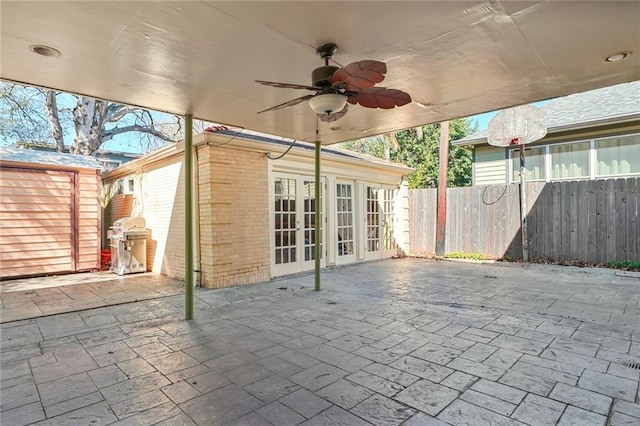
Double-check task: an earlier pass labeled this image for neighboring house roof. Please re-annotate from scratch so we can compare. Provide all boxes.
[455,80,640,145]
[13,141,142,160]
[0,147,103,169]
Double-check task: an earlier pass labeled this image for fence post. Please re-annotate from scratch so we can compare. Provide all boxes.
[435,121,449,256]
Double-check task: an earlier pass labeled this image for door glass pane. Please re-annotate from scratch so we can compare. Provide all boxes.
[382,189,396,251]
[336,183,354,256]
[366,186,380,252]
[511,146,546,182]
[596,135,640,177]
[274,178,296,264]
[551,142,589,179]
[303,181,322,261]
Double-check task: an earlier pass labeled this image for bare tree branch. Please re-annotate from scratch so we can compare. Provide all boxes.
[2,81,182,155]
[44,90,65,151]
[100,124,177,144]
[105,104,138,123]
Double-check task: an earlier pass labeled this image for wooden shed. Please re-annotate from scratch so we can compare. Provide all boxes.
[0,148,102,279]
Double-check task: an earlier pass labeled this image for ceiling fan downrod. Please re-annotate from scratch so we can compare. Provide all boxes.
[312,43,339,87]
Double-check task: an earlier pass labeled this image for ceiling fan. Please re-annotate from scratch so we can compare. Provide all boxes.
[256,43,412,122]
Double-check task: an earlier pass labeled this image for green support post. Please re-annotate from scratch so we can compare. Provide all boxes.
[184,114,194,320]
[314,140,321,291]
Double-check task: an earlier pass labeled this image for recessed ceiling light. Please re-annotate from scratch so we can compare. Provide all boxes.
[29,45,62,57]
[604,51,630,63]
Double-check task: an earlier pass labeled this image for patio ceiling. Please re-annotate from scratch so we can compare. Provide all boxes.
[1,1,639,145]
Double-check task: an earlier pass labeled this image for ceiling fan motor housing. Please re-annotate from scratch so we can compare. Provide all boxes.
[312,66,339,87]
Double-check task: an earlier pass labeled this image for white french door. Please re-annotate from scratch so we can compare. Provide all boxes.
[364,185,398,261]
[272,174,325,276]
[381,188,398,257]
[336,182,356,264]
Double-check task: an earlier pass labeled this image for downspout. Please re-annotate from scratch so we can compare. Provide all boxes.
[314,138,321,291]
[193,143,202,287]
[184,114,194,320]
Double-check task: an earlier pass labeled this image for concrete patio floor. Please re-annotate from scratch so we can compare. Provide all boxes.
[1,272,184,323]
[1,258,639,425]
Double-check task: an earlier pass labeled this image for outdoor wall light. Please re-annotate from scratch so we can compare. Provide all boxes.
[29,45,62,57]
[604,51,631,63]
[308,94,347,114]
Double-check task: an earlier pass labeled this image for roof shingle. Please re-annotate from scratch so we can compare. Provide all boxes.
[457,80,640,144]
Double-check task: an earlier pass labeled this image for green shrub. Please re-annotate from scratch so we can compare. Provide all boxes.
[608,260,640,271]
[444,252,493,261]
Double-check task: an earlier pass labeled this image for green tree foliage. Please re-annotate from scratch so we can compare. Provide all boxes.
[340,119,476,188]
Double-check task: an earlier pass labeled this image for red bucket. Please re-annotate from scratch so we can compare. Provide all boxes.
[100,249,111,270]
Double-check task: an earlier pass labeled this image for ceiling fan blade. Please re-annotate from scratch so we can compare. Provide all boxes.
[318,105,348,123]
[328,60,387,90]
[349,87,412,109]
[257,94,315,114]
[255,80,320,91]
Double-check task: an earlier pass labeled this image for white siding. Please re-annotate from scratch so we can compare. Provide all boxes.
[140,159,184,277]
[395,179,410,254]
[473,145,508,185]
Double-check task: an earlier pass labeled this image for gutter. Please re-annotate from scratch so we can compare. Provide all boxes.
[103,131,412,181]
[199,132,414,174]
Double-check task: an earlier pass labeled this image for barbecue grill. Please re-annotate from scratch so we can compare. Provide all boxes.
[109,217,149,275]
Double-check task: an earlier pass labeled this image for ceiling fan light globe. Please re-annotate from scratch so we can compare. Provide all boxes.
[309,94,347,114]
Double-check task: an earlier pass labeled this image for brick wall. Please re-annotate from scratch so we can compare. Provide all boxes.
[198,145,271,288]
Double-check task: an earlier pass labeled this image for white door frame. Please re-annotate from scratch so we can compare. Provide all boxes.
[381,187,399,258]
[363,184,382,261]
[335,180,357,265]
[271,173,326,276]
[362,183,398,261]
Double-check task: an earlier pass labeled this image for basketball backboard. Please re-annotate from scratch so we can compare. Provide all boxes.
[487,105,548,147]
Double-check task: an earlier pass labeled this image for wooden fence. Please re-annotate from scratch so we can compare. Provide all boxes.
[408,177,639,263]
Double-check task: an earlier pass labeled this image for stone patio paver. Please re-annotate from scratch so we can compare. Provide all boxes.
[548,383,612,415]
[511,394,566,425]
[556,405,607,426]
[2,258,640,425]
[395,379,459,415]
[1,272,183,323]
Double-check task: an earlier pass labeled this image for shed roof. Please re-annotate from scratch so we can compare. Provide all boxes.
[455,80,640,145]
[0,147,103,170]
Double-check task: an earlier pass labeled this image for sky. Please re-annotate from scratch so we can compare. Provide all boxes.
[99,101,553,154]
[1,80,551,154]
[467,100,550,132]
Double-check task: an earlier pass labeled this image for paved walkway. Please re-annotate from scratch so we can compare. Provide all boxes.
[1,258,639,425]
[1,272,184,323]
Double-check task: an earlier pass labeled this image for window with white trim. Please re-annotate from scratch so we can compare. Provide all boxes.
[596,134,640,177]
[511,146,546,182]
[100,160,122,170]
[551,141,589,180]
[509,133,640,183]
